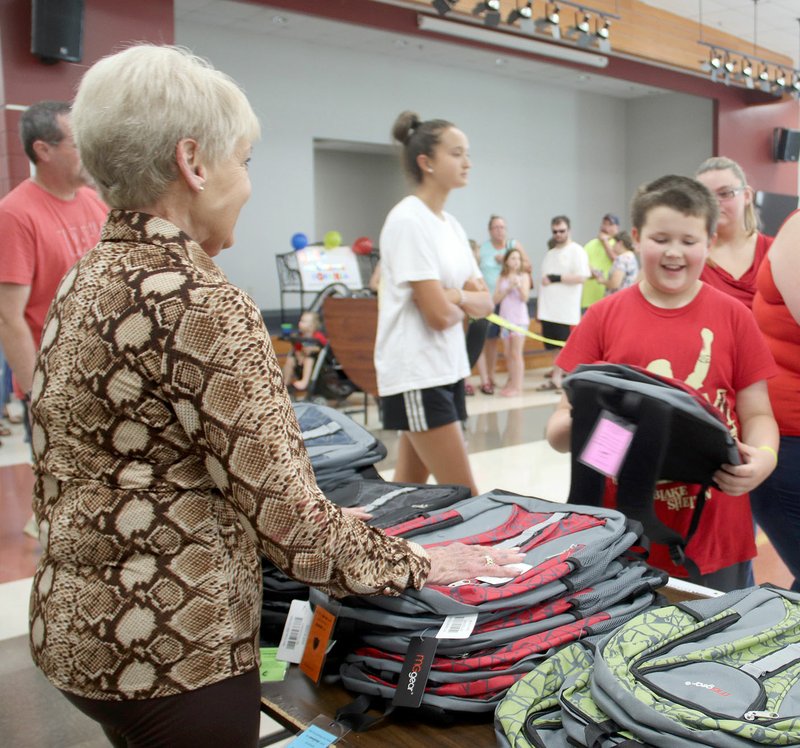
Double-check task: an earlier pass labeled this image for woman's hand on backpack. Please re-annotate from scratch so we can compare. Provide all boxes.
[425,543,526,586]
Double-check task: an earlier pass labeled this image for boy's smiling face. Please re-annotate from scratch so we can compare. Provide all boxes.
[634,206,713,308]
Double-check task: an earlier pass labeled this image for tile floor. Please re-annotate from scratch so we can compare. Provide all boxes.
[0,368,791,745]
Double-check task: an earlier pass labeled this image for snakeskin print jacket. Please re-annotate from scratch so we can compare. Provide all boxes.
[28,210,429,700]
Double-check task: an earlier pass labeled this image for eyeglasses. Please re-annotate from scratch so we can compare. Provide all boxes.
[552,228,567,235]
[714,186,746,202]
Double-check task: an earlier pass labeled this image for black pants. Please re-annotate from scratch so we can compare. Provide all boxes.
[61,670,261,748]
[540,320,571,351]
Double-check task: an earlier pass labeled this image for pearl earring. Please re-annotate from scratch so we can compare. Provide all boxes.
[428,168,434,173]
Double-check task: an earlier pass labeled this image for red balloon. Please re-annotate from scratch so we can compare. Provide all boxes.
[352,236,373,255]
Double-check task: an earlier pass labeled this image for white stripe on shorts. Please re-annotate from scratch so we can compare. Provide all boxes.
[403,389,428,432]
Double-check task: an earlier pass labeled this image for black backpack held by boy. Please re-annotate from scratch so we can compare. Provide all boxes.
[562,363,740,578]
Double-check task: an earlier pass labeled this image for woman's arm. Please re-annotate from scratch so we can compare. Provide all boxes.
[411,279,466,331]
[518,272,532,298]
[769,211,800,325]
[604,268,623,291]
[712,380,778,496]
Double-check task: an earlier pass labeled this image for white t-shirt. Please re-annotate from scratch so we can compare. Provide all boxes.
[537,241,590,326]
[374,195,480,397]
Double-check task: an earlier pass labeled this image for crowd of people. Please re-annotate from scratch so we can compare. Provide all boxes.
[0,40,797,746]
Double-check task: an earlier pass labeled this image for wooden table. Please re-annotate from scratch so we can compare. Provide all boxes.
[260,666,495,746]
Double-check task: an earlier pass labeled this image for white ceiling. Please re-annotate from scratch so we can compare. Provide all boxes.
[173,0,800,100]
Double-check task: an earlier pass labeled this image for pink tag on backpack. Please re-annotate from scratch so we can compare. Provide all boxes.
[579,410,636,479]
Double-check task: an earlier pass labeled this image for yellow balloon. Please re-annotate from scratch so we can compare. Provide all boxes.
[323,230,342,249]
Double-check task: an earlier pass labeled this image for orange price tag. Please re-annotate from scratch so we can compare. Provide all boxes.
[299,605,337,684]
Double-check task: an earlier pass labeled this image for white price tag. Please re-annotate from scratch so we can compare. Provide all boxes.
[436,613,478,639]
[277,599,313,663]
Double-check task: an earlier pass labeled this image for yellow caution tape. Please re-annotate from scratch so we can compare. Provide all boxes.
[485,313,566,348]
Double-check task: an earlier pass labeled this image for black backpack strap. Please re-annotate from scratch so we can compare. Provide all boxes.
[335,694,394,732]
[567,383,608,506]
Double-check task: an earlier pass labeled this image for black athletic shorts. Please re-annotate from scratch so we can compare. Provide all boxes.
[540,320,572,351]
[381,381,467,432]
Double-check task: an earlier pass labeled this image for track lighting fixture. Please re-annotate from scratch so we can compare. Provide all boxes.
[472,0,501,27]
[534,3,561,38]
[697,2,799,98]
[507,1,533,25]
[431,0,458,16]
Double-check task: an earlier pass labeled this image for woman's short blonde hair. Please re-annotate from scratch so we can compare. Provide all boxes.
[72,44,261,209]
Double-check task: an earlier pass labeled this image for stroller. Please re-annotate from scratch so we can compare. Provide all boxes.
[283,283,361,406]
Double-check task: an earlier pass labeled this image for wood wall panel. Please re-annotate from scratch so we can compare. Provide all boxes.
[394,0,794,76]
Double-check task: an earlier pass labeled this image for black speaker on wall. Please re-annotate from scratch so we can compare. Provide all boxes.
[773,128,800,163]
[31,0,84,64]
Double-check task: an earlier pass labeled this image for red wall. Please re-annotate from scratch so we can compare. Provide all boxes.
[0,0,174,195]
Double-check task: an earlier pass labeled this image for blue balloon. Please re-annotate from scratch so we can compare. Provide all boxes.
[291,232,308,251]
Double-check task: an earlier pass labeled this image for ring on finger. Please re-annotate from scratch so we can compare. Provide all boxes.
[484,555,495,567]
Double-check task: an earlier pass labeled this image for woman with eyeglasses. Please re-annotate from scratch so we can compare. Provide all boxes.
[695,156,773,309]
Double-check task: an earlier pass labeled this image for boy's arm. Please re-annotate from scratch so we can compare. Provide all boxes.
[712,380,778,496]
[546,393,573,453]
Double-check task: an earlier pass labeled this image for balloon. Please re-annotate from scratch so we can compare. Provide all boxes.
[323,230,342,250]
[291,232,308,251]
[352,236,373,255]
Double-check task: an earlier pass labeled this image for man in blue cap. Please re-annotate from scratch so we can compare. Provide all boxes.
[581,213,620,313]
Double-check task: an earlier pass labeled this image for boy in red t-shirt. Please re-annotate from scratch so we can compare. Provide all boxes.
[546,175,778,591]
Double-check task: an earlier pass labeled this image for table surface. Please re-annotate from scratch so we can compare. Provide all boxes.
[260,666,497,747]
[260,584,710,745]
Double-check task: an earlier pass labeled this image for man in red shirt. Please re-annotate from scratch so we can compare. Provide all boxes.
[0,101,107,425]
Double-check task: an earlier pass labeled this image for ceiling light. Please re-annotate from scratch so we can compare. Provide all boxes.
[709,51,721,69]
[596,18,610,39]
[578,12,590,34]
[473,0,501,27]
[723,56,735,74]
[507,2,533,25]
[774,69,787,91]
[432,0,458,15]
[741,59,753,77]
[534,3,561,38]
[418,13,609,68]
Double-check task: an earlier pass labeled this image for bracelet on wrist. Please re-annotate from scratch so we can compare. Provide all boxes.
[757,445,778,465]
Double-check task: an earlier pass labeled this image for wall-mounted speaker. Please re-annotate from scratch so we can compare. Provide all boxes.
[773,127,800,163]
[31,0,84,64]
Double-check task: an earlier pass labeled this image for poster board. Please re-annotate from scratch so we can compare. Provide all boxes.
[294,246,364,291]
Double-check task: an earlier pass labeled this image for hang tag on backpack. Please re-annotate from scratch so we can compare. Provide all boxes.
[579,409,636,479]
[277,599,313,663]
[300,601,340,684]
[392,636,439,708]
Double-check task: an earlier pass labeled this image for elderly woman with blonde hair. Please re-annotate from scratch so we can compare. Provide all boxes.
[28,45,522,747]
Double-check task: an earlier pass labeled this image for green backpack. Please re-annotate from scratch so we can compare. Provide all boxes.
[496,586,800,747]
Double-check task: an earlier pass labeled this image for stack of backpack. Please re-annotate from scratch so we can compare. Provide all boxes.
[260,402,471,644]
[307,490,667,723]
[495,584,800,747]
